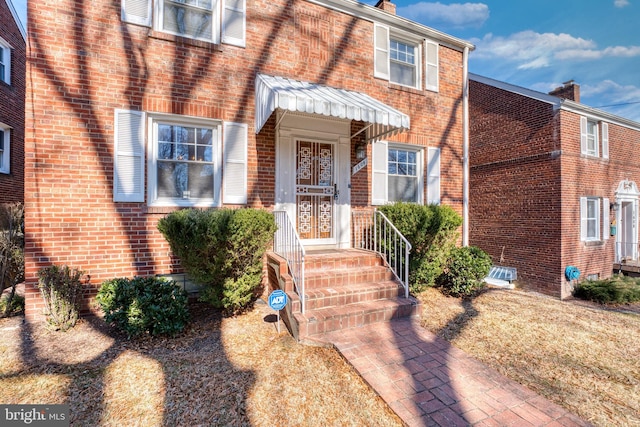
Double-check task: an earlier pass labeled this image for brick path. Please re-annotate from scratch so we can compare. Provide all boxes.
[313,317,592,427]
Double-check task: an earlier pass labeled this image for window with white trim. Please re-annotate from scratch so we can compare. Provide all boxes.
[121,0,246,47]
[580,116,609,159]
[580,197,610,242]
[372,141,423,204]
[374,24,436,91]
[113,110,247,206]
[0,126,10,174]
[0,40,10,85]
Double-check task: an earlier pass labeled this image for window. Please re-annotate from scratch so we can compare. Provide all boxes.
[374,24,437,91]
[0,40,10,85]
[372,141,423,204]
[0,126,9,174]
[113,110,247,206]
[580,116,609,159]
[121,0,246,47]
[580,197,610,242]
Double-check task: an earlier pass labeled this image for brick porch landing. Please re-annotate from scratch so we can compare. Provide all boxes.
[314,318,592,427]
[266,249,421,342]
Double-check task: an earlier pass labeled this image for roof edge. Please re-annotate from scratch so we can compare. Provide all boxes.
[5,0,26,41]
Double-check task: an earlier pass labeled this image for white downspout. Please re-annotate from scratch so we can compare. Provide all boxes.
[462,46,470,246]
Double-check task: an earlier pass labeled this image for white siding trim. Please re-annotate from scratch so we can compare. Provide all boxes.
[121,0,152,27]
[223,122,248,204]
[374,24,390,80]
[114,109,146,202]
[372,140,388,205]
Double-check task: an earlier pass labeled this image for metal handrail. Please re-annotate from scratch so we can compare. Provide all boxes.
[352,209,411,298]
[273,211,306,314]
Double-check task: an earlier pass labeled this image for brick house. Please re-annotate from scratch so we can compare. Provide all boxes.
[24,0,473,336]
[469,74,640,298]
[0,0,26,204]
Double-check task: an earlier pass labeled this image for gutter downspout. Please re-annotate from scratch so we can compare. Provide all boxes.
[462,46,470,246]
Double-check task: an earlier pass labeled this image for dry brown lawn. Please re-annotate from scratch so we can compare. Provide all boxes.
[418,287,640,427]
[0,301,402,426]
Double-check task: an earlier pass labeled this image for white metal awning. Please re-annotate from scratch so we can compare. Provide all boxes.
[255,74,410,142]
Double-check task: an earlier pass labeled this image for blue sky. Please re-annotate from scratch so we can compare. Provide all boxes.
[373,0,640,121]
[10,0,639,121]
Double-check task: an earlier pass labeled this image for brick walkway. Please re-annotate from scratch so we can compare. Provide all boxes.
[313,317,592,427]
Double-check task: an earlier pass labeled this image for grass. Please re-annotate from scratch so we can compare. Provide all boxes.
[0,301,402,426]
[418,287,640,427]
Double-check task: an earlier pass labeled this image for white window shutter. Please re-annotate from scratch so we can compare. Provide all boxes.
[425,40,439,92]
[580,116,588,154]
[223,122,248,204]
[374,24,389,80]
[601,122,609,159]
[427,147,441,205]
[601,197,610,241]
[222,0,246,47]
[122,0,152,27]
[114,109,145,202]
[372,140,388,205]
[580,197,588,241]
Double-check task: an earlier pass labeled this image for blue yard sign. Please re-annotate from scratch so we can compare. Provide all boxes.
[268,290,288,311]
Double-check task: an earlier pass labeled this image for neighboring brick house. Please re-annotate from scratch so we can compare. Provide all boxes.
[0,0,26,203]
[23,0,474,321]
[469,74,640,298]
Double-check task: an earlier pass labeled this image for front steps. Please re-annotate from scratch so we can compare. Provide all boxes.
[266,249,421,341]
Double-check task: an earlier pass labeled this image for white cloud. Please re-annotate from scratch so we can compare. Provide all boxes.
[556,46,640,60]
[397,2,489,28]
[471,31,595,69]
[582,80,640,121]
[614,0,630,8]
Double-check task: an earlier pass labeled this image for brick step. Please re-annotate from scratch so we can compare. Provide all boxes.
[304,265,396,289]
[300,280,403,311]
[295,296,421,339]
[304,249,384,272]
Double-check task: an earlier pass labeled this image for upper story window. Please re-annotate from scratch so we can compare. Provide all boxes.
[580,116,609,159]
[374,24,438,91]
[0,40,11,85]
[0,126,10,174]
[121,0,246,47]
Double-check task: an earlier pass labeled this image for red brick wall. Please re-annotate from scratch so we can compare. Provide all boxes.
[470,79,640,298]
[24,0,466,320]
[0,1,25,203]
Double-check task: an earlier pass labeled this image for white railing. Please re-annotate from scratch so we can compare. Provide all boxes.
[273,211,306,313]
[352,209,411,298]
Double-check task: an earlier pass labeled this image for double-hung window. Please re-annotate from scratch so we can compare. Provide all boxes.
[374,23,438,91]
[0,126,9,174]
[372,141,423,204]
[113,110,247,206]
[580,197,610,242]
[0,39,11,85]
[580,116,609,159]
[121,0,246,46]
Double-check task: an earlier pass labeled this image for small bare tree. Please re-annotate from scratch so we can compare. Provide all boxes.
[0,203,25,317]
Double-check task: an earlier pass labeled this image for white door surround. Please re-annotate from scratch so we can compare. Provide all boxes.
[614,179,639,263]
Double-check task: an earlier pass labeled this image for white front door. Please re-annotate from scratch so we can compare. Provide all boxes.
[296,140,336,244]
[618,200,638,261]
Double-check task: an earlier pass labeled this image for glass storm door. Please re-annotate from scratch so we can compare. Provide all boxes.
[296,140,335,242]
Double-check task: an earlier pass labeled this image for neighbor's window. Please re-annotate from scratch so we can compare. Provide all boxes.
[0,42,10,84]
[153,120,219,204]
[0,127,9,174]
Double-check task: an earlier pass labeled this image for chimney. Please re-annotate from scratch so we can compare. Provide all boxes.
[375,0,396,15]
[549,80,580,102]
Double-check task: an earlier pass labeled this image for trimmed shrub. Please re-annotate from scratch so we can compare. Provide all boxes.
[378,203,462,293]
[0,293,24,316]
[437,246,492,297]
[573,275,640,304]
[37,265,85,331]
[96,277,189,337]
[157,208,276,313]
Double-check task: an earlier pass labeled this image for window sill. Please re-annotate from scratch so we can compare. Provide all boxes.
[389,83,425,96]
[580,153,609,161]
[583,240,606,247]
[148,30,222,52]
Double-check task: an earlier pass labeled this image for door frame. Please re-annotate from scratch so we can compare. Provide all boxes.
[614,180,640,263]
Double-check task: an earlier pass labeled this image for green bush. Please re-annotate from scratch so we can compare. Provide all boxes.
[96,276,189,337]
[0,203,24,317]
[437,246,492,297]
[157,208,276,313]
[573,275,640,304]
[378,203,462,293]
[0,293,24,316]
[37,265,85,331]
